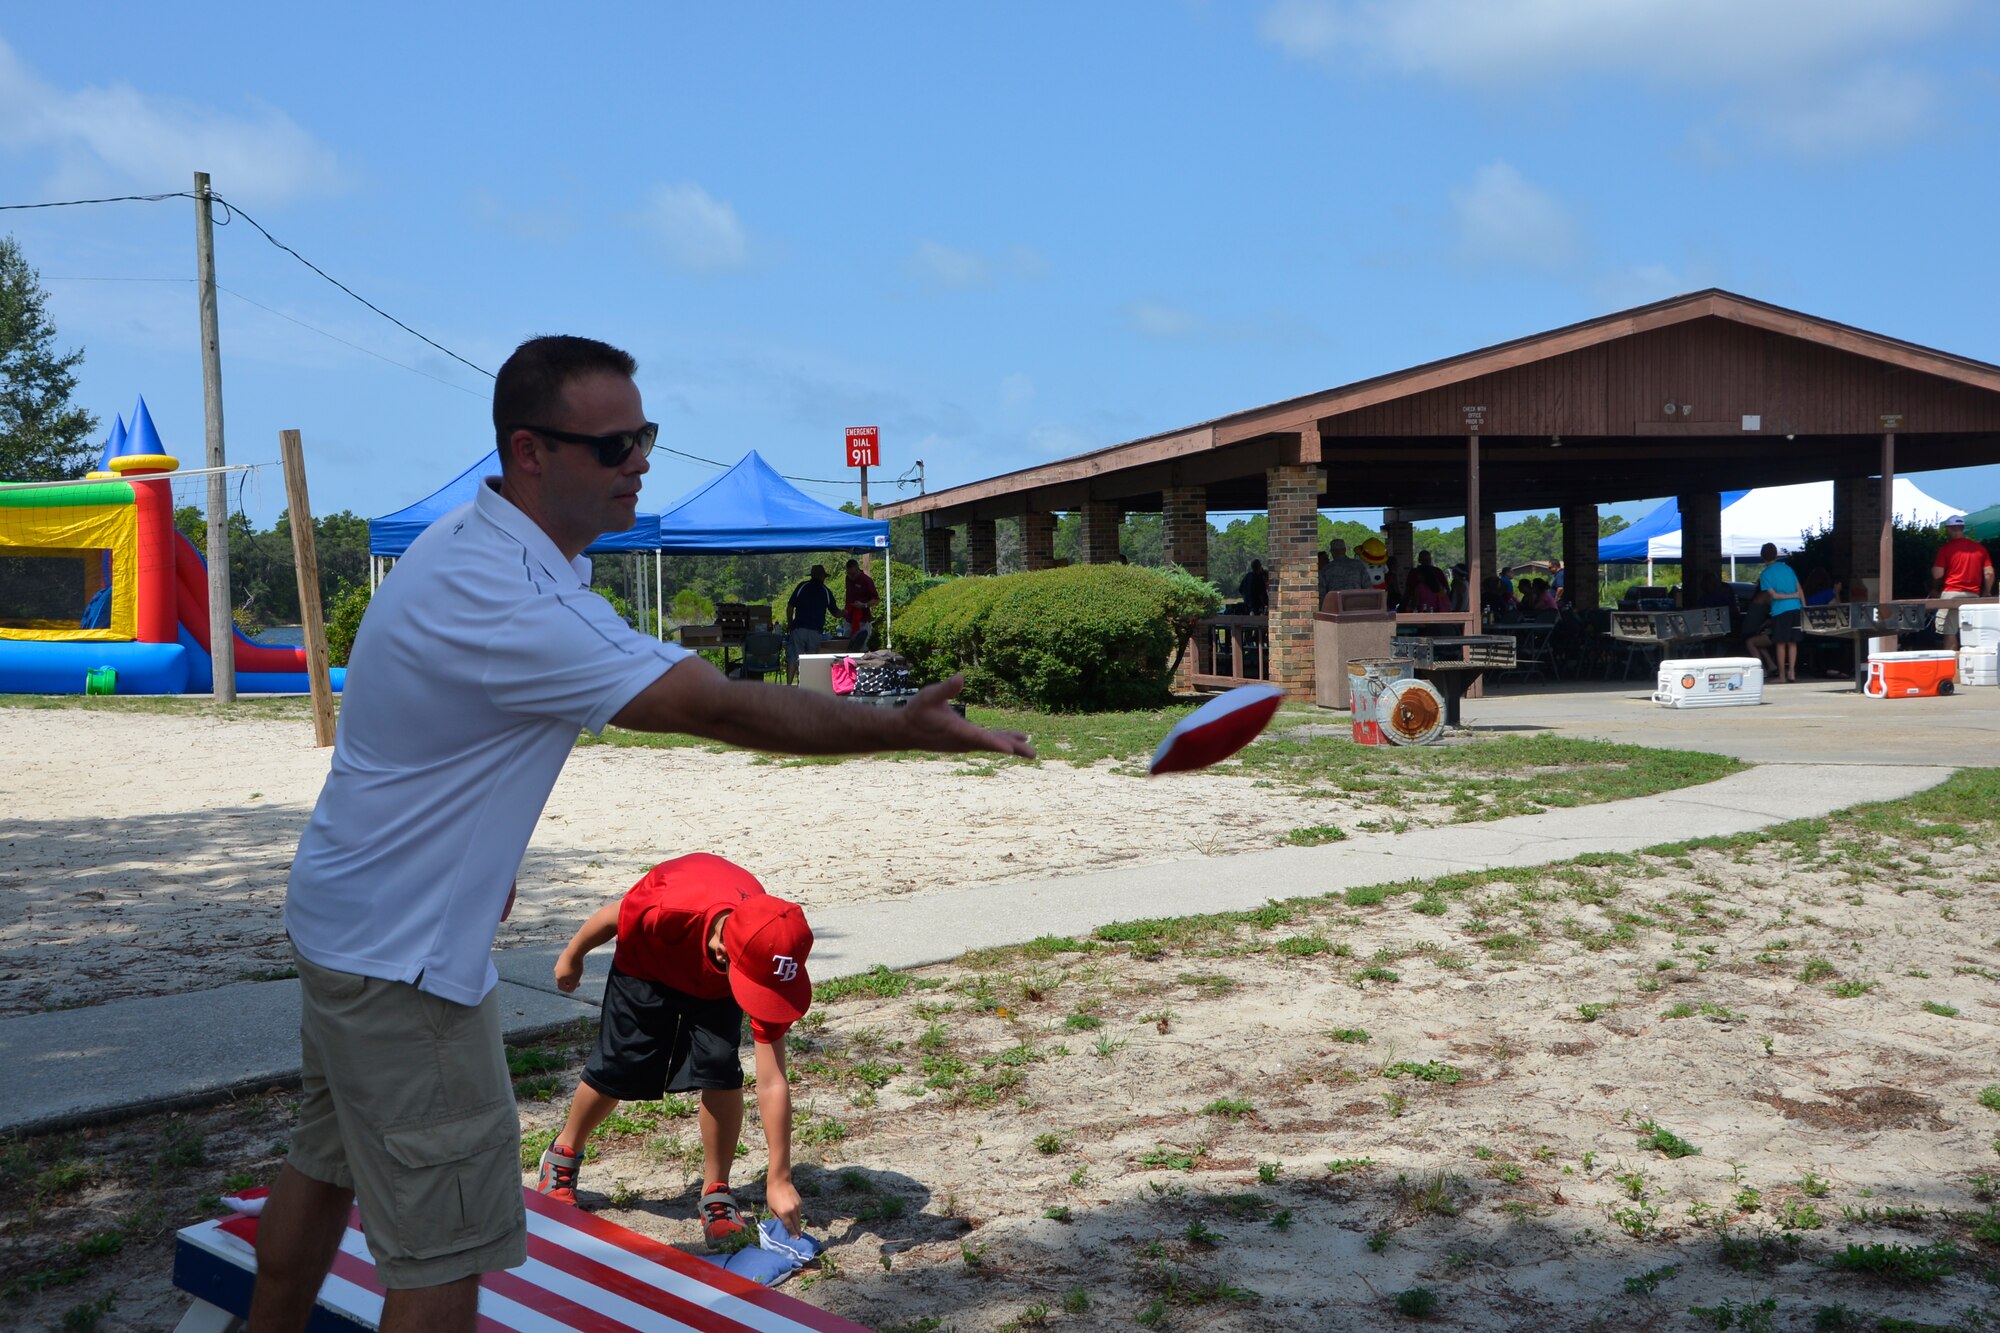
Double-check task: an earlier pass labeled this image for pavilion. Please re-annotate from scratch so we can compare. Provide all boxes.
[877,290,2000,699]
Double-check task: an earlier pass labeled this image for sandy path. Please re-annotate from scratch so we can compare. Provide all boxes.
[1,707,1372,1014]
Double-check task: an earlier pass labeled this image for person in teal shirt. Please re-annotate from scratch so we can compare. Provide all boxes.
[1753,542,1804,683]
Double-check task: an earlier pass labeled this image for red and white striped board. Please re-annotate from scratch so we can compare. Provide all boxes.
[170,1187,872,1333]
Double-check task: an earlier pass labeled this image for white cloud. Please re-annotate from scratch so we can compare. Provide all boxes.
[908,240,1048,290]
[910,240,987,288]
[1125,299,1202,339]
[1450,162,1578,269]
[0,36,345,203]
[999,373,1035,406]
[1258,0,1965,156]
[639,182,749,273]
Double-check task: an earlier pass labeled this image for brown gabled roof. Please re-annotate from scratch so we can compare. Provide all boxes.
[879,289,2000,520]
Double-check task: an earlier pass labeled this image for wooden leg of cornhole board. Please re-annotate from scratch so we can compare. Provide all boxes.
[171,1301,238,1333]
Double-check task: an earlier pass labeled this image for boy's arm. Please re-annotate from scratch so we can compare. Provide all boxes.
[754,1036,800,1235]
[554,901,621,993]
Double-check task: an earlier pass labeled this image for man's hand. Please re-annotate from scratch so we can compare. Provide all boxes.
[899,676,1033,757]
[554,950,583,994]
[765,1176,804,1237]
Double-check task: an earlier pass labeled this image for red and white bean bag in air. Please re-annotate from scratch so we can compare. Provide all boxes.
[1148,683,1284,776]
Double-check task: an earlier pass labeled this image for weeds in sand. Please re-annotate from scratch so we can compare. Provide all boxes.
[1257,1161,1281,1183]
[1183,1219,1223,1247]
[1978,1086,2000,1113]
[1357,966,1401,983]
[1042,1205,1071,1223]
[1734,1187,1762,1213]
[1660,1000,1742,1022]
[1774,1199,1822,1230]
[1383,1091,1408,1117]
[1092,1033,1125,1059]
[1285,825,1347,846]
[1381,1060,1462,1085]
[814,965,914,1003]
[1331,1027,1371,1044]
[1326,1158,1374,1175]
[1635,1119,1700,1159]
[1488,1161,1525,1185]
[1838,1203,1926,1228]
[1061,1287,1088,1314]
[1827,979,1876,998]
[1577,1002,1615,1022]
[1609,1202,1660,1238]
[1202,1096,1254,1119]
[1828,1240,1957,1283]
[1796,1170,1830,1198]
[1920,1000,1959,1017]
[1275,934,1332,957]
[1393,1287,1439,1317]
[1687,1297,1776,1332]
[1623,1263,1679,1294]
[1614,1168,1650,1200]
[1398,1170,1461,1218]
[1798,957,1837,983]
[1062,1009,1102,1032]
[1139,1144,1206,1171]
[1033,1133,1066,1155]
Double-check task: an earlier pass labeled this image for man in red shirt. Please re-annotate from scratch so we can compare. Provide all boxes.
[541,854,813,1247]
[1931,516,1996,650]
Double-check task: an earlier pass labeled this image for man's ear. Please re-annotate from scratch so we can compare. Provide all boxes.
[503,429,546,478]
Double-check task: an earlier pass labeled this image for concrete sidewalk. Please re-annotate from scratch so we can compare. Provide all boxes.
[0,761,1950,1138]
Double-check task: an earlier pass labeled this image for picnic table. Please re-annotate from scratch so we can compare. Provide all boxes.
[172,1186,869,1332]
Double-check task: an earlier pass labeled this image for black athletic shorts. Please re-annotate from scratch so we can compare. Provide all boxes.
[581,965,746,1102]
[1769,610,1803,644]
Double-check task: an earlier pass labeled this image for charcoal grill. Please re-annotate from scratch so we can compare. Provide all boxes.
[1803,602,1933,690]
[1389,634,1515,727]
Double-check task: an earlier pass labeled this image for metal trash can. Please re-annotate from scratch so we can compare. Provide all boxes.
[1315,589,1397,710]
[1347,657,1415,745]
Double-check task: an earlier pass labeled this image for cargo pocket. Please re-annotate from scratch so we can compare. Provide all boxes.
[379,1101,520,1260]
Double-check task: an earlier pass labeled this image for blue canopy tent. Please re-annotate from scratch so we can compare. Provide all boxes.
[1598,491,1750,563]
[368,449,665,632]
[652,449,891,640]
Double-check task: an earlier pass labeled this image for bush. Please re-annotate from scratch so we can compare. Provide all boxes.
[326,583,372,667]
[896,564,1221,711]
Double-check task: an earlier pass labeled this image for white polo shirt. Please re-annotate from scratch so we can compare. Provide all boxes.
[286,479,690,1004]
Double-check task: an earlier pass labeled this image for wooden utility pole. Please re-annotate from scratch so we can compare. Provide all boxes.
[280,430,338,746]
[1879,429,1897,601]
[194,171,235,701]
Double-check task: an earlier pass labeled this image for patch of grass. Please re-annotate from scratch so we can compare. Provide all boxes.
[1033,1132,1066,1155]
[1357,966,1401,983]
[1202,1096,1254,1119]
[1635,1119,1700,1159]
[1920,1000,1958,1017]
[1330,1027,1371,1044]
[1577,1001,1615,1022]
[1827,979,1876,998]
[1687,1298,1776,1332]
[1796,1170,1830,1198]
[1381,1060,1462,1085]
[1139,1144,1205,1171]
[1285,825,1347,846]
[1797,957,1837,983]
[1623,1263,1679,1294]
[1257,1161,1281,1184]
[1393,1286,1439,1317]
[1828,1240,1957,1283]
[1326,1157,1374,1175]
[813,964,914,1003]
[1978,1085,2000,1114]
[1275,934,1332,957]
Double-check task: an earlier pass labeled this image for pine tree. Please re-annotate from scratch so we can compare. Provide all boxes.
[0,234,98,481]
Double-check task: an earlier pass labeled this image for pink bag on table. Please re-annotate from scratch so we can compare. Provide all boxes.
[830,656,858,695]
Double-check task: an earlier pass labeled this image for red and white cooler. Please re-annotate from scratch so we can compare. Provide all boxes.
[1865,649,1957,698]
[1654,657,1764,709]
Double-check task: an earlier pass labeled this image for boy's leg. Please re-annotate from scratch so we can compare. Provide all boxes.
[556,1082,623,1158]
[699,1086,746,1187]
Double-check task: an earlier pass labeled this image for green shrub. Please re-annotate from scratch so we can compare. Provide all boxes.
[897,564,1221,710]
[325,583,372,667]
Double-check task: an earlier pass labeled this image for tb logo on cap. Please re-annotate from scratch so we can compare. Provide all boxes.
[771,955,799,982]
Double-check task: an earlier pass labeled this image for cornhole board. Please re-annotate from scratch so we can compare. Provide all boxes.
[171,1187,872,1332]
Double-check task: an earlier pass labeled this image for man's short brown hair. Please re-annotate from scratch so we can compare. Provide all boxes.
[492,335,639,456]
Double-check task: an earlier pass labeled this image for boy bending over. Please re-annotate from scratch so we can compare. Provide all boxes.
[538,854,812,1245]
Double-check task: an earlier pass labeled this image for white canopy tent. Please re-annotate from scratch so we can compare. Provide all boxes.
[1636,479,1958,561]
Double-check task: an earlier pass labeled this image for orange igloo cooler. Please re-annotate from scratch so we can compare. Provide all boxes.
[1864,650,1957,698]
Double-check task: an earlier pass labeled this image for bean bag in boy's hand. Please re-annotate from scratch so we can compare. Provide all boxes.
[1148,683,1284,776]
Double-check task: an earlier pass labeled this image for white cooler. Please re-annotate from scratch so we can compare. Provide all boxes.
[1959,603,2000,652]
[1655,657,1764,709]
[1959,646,1999,688]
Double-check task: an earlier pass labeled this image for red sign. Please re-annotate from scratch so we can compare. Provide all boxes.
[845,426,879,468]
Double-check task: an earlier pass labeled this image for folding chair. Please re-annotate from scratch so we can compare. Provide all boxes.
[734,630,785,682]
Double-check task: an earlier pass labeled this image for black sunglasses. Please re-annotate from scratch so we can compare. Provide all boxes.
[514,421,659,467]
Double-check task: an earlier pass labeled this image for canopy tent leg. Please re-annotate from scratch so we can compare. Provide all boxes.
[655,549,664,640]
[885,553,892,648]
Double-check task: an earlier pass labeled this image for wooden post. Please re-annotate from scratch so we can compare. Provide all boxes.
[1466,433,1482,629]
[280,430,338,747]
[195,171,235,702]
[1879,431,1896,600]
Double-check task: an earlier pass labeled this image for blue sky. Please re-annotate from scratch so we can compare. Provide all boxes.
[3,2,1998,530]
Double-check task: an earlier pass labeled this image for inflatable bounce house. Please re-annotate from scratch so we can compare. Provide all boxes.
[0,398,344,695]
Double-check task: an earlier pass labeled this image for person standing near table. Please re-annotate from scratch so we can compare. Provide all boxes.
[1752,542,1804,683]
[1318,538,1371,598]
[1931,515,1995,651]
[784,563,843,680]
[247,335,1032,1333]
[842,557,880,649]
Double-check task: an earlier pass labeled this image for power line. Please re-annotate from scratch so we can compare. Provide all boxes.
[0,191,194,211]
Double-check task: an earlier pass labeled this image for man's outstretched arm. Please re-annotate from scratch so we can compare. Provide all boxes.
[609,657,1034,759]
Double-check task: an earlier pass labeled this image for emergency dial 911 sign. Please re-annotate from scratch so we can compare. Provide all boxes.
[846,426,879,468]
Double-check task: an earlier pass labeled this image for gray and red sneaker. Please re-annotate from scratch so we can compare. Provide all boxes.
[536,1143,581,1207]
[701,1183,748,1250]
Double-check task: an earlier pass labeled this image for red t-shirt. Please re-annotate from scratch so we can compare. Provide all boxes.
[1935,537,1993,594]
[612,854,790,1042]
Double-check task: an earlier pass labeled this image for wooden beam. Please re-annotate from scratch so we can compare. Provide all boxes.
[280,429,338,748]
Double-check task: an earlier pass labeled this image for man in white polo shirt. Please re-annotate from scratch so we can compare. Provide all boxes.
[248,336,1033,1333]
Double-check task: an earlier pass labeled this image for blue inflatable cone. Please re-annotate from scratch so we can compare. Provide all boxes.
[97,415,128,472]
[125,396,166,458]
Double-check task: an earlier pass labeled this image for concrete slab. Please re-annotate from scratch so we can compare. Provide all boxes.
[1458,676,2000,766]
[0,759,1954,1137]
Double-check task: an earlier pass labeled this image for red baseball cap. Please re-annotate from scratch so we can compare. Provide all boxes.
[723,896,814,1025]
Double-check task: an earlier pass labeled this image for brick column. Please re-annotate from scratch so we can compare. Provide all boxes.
[922,526,954,575]
[1676,491,1722,600]
[1833,476,1883,592]
[1079,500,1121,564]
[1386,519,1414,573]
[1019,511,1057,571]
[965,518,997,576]
[1266,464,1321,699]
[1162,486,1208,578]
[1560,502,1600,612]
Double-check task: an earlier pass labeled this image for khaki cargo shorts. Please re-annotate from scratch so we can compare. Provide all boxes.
[1940,589,1976,636]
[289,948,525,1288]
